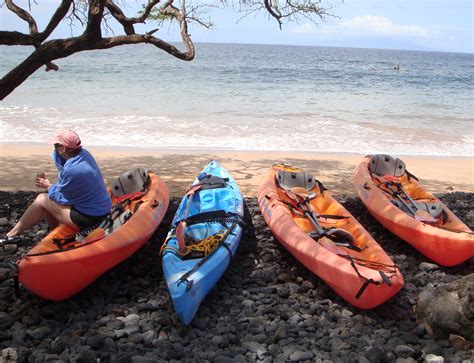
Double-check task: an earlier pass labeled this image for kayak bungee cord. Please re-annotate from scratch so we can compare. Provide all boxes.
[160,229,226,257]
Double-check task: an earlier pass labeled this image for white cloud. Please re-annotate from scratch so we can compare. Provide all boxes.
[290,23,317,34]
[324,15,432,38]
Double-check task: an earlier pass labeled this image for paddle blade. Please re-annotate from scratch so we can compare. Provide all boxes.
[186,184,201,196]
[326,228,355,247]
[176,221,187,253]
[82,228,106,243]
[414,210,438,225]
[383,175,400,183]
[0,236,23,246]
[290,187,310,198]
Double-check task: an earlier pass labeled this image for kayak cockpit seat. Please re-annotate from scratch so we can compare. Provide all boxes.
[415,201,444,219]
[195,173,229,191]
[111,167,150,198]
[105,167,150,231]
[369,154,406,177]
[276,170,316,191]
[391,199,444,219]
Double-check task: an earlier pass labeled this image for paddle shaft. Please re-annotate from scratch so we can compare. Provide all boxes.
[176,186,200,252]
[396,183,421,211]
[385,181,417,216]
[287,190,326,236]
[385,180,437,223]
[300,201,325,235]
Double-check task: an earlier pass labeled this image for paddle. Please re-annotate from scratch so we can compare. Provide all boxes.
[382,175,438,225]
[79,197,135,244]
[0,235,23,246]
[176,184,201,253]
[285,187,356,249]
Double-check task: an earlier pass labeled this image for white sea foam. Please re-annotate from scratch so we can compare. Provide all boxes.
[1,105,472,156]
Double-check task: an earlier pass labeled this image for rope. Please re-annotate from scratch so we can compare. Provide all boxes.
[341,253,399,299]
[182,230,226,257]
[343,255,399,274]
[160,229,227,257]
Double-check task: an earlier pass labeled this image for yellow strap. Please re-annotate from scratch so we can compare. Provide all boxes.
[273,163,303,173]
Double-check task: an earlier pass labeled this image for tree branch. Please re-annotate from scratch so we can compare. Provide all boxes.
[85,0,106,40]
[0,30,194,100]
[264,0,283,29]
[0,0,335,99]
[38,0,73,43]
[5,0,39,34]
[104,1,136,35]
[0,31,36,46]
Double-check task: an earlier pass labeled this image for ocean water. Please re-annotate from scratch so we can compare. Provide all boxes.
[1,43,473,156]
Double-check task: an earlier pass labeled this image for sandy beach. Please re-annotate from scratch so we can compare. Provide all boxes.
[1,143,473,196]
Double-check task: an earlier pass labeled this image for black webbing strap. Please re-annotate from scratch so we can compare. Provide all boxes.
[53,222,101,249]
[280,199,349,220]
[176,222,238,291]
[355,280,372,300]
[23,239,98,257]
[344,255,397,299]
[406,169,419,182]
[176,211,245,230]
[52,191,146,250]
[354,271,392,299]
[193,175,229,191]
[317,180,327,193]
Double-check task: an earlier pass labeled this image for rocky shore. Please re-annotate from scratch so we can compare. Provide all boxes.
[0,191,472,362]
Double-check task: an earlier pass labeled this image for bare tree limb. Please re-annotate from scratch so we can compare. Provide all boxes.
[0,31,36,46]
[5,0,39,34]
[40,0,74,42]
[264,0,283,29]
[85,0,106,40]
[0,0,335,100]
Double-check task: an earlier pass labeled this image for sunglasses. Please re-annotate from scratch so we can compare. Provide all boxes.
[54,143,62,150]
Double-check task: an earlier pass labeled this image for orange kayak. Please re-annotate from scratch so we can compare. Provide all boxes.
[354,155,474,266]
[16,168,169,300]
[258,164,404,309]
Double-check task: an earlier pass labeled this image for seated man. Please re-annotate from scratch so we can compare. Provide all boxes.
[4,129,112,240]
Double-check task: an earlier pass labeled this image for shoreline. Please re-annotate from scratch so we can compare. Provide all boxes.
[1,143,473,197]
[2,141,473,159]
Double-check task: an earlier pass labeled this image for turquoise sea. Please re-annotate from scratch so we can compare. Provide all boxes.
[1,43,473,156]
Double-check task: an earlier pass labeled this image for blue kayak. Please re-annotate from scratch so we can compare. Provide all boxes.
[161,160,244,325]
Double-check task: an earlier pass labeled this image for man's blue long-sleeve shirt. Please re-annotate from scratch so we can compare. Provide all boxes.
[48,149,112,216]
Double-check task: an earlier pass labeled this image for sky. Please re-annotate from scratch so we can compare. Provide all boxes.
[0,0,473,53]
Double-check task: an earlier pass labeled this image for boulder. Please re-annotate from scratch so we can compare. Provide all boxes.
[416,273,473,341]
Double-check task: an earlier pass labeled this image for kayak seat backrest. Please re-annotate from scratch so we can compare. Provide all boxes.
[369,154,406,177]
[276,170,316,191]
[416,201,444,219]
[196,174,229,191]
[111,167,149,197]
[391,199,443,219]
